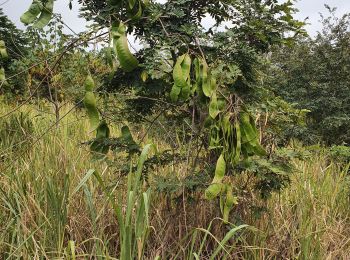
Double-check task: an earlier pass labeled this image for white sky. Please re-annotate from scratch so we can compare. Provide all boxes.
[2,0,350,37]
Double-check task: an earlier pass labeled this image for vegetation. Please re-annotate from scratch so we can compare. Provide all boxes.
[0,1,349,259]
[269,6,350,145]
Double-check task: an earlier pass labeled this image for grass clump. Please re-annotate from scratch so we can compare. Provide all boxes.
[0,103,350,258]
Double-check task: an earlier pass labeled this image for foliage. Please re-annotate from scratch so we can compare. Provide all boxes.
[7,14,111,101]
[1,104,350,258]
[5,0,348,258]
[75,145,153,260]
[268,7,350,145]
[84,75,100,131]
[181,219,248,260]
[329,145,350,164]
[116,144,153,260]
[71,0,306,207]
[0,8,28,94]
[0,8,28,64]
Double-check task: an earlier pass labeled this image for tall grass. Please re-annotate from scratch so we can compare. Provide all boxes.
[242,151,350,259]
[0,102,113,258]
[0,102,349,258]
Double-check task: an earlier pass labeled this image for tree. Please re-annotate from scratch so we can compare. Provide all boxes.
[0,8,28,94]
[10,14,113,124]
[0,8,28,66]
[20,0,304,218]
[269,6,350,145]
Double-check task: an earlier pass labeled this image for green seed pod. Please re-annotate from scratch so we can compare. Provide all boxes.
[240,112,257,142]
[129,0,143,21]
[240,111,266,156]
[181,53,191,81]
[128,0,137,9]
[170,84,181,102]
[96,121,110,139]
[0,67,6,81]
[173,54,186,87]
[193,57,201,84]
[140,70,148,82]
[90,121,110,154]
[205,154,226,200]
[210,75,217,93]
[85,75,95,91]
[233,120,241,164]
[179,82,191,100]
[112,22,139,72]
[33,0,54,28]
[222,184,237,223]
[217,98,226,111]
[0,40,8,59]
[105,47,114,68]
[201,65,211,97]
[20,0,43,25]
[209,92,219,119]
[205,183,223,200]
[84,91,100,131]
[171,53,192,101]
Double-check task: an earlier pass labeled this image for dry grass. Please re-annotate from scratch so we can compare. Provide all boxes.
[0,101,349,259]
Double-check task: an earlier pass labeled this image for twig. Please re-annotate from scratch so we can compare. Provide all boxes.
[186,102,196,171]
[159,18,170,38]
[140,106,169,143]
[195,37,206,61]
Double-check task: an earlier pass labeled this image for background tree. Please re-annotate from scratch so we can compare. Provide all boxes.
[18,0,307,225]
[0,8,28,62]
[268,6,350,145]
[0,8,28,94]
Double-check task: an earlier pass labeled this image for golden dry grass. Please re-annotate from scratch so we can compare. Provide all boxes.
[0,102,349,259]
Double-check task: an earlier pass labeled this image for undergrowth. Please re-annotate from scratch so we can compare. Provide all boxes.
[0,102,349,259]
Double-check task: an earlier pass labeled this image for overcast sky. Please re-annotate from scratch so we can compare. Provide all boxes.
[2,0,350,37]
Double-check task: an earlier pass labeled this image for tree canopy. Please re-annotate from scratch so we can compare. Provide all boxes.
[269,7,350,145]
